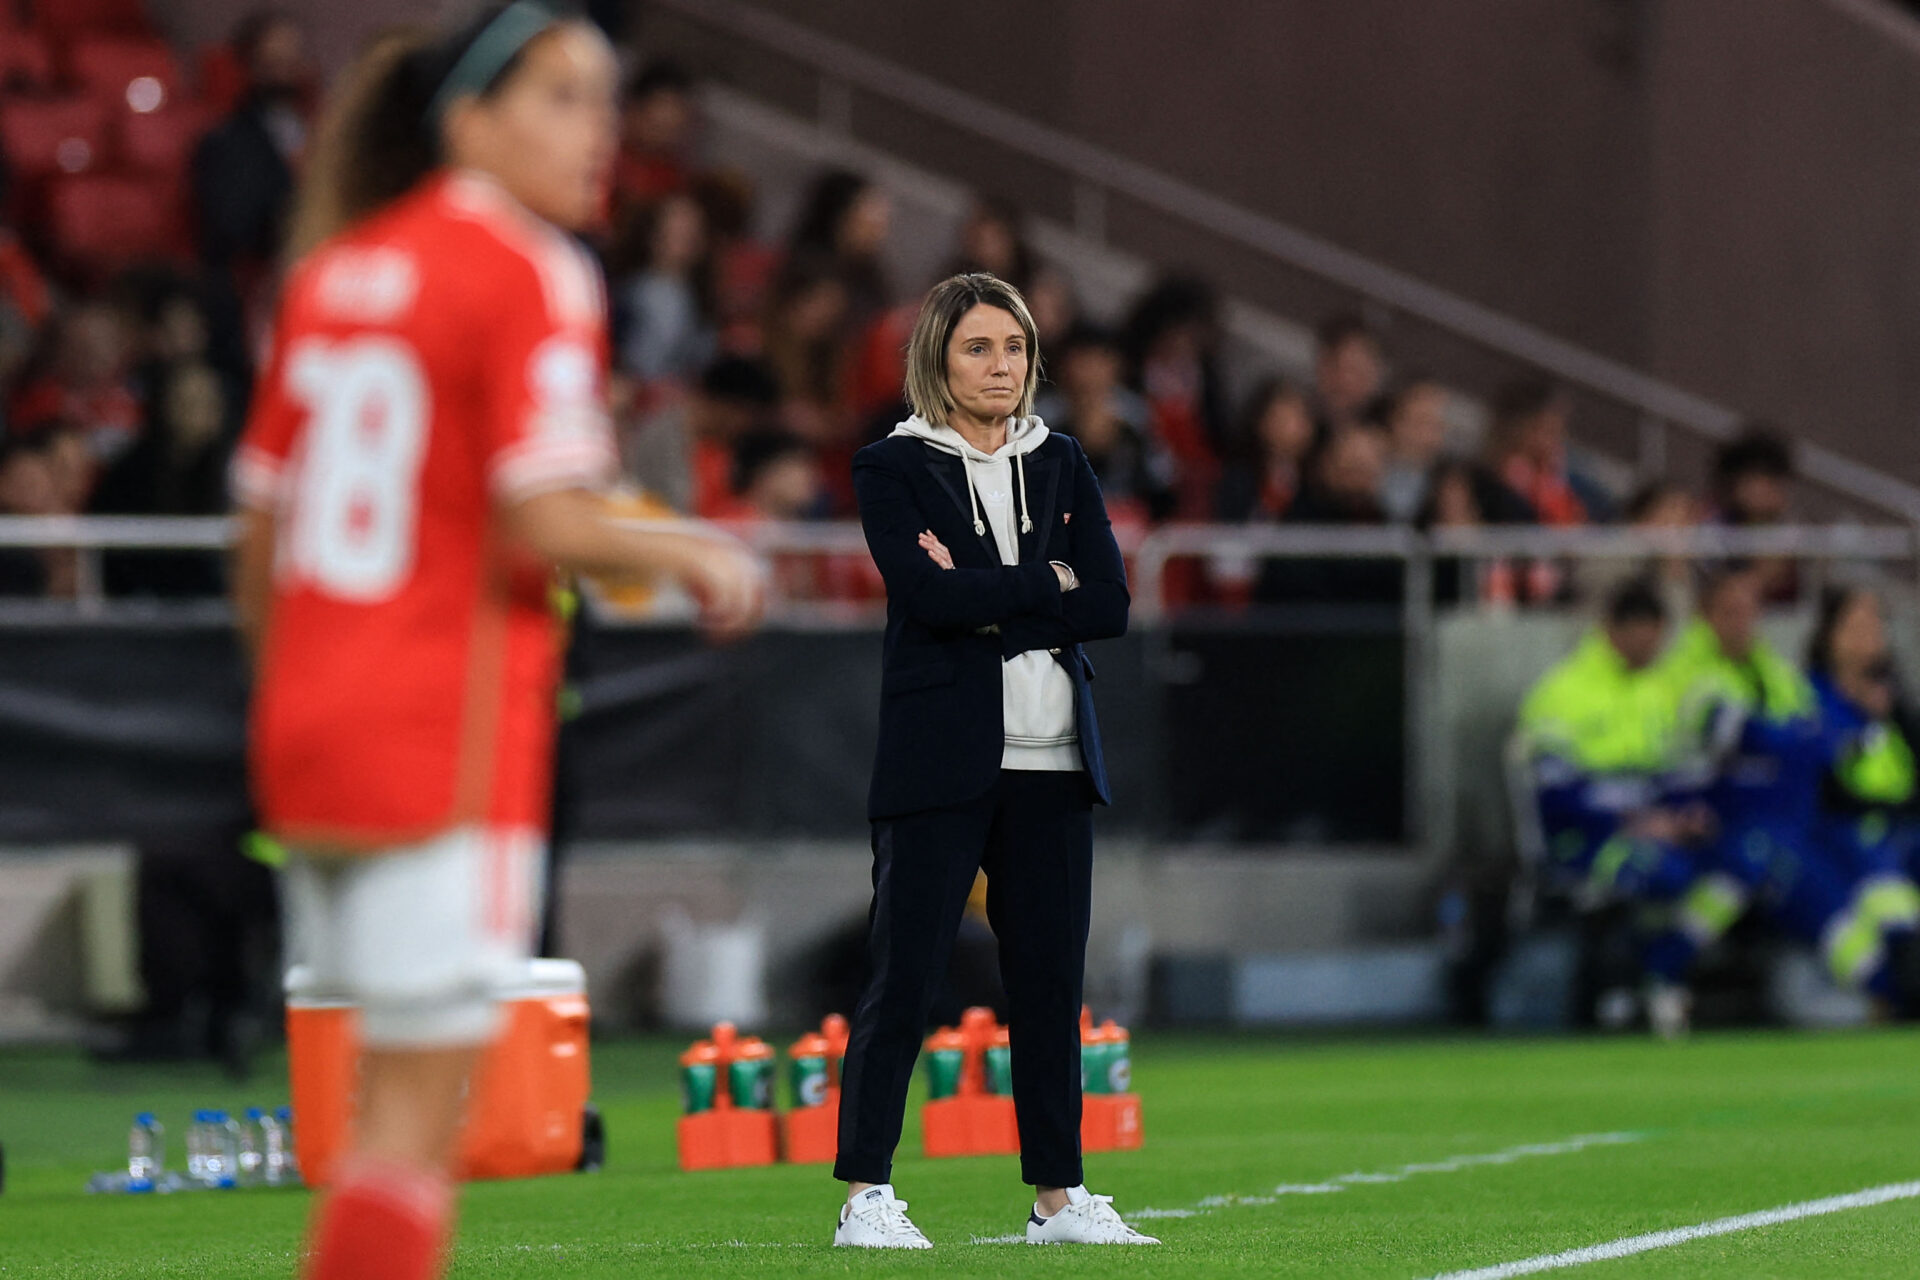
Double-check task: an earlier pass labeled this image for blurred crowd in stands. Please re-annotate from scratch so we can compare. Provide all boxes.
[0,2,1814,609]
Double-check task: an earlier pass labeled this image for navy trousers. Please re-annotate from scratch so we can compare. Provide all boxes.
[834,769,1094,1188]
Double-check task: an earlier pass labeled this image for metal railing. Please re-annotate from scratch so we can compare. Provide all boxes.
[648,0,1920,526]
[8,515,1920,857]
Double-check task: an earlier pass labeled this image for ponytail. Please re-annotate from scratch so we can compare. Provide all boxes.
[284,29,439,262]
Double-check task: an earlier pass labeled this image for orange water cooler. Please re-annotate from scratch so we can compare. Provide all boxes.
[285,958,594,1187]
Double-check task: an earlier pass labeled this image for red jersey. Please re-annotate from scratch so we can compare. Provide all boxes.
[234,172,616,849]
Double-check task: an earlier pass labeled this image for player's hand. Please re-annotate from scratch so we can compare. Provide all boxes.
[684,543,765,642]
[919,530,955,570]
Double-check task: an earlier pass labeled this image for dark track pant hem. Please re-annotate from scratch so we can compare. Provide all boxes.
[833,769,1093,1189]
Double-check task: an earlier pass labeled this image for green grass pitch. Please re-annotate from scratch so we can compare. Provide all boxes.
[5,1029,1920,1278]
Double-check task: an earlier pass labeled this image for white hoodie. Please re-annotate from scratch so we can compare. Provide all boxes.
[891,414,1082,772]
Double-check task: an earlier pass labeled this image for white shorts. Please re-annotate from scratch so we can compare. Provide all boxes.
[284,826,544,1048]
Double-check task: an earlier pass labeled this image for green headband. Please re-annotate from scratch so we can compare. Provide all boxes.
[426,1,558,124]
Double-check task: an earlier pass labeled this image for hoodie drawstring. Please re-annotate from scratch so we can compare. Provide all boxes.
[917,415,1035,542]
[962,451,1032,538]
[1016,452,1033,534]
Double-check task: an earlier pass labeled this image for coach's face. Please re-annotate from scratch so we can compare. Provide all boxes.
[945,304,1028,430]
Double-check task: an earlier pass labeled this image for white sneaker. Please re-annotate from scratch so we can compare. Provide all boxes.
[1025,1185,1161,1244]
[834,1184,933,1249]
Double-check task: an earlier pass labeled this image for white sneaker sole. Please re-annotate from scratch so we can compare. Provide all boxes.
[833,1236,933,1249]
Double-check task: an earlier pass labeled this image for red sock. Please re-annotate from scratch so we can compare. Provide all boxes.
[303,1156,454,1280]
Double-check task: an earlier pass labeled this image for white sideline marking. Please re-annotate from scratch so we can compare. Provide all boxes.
[1420,1180,1920,1280]
[1124,1131,1645,1221]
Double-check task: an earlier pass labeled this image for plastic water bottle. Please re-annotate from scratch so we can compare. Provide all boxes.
[259,1108,290,1186]
[274,1106,300,1183]
[126,1113,162,1190]
[211,1111,240,1188]
[186,1110,216,1184]
[237,1109,267,1186]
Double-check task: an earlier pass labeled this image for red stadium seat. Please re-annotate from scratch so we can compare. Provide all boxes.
[0,27,56,92]
[29,0,151,38]
[117,100,211,174]
[45,170,184,271]
[68,35,181,112]
[197,43,248,116]
[0,94,110,177]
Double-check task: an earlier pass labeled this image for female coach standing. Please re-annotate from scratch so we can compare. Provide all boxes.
[832,273,1157,1248]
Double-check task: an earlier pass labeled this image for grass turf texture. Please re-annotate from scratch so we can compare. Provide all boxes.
[3,1030,1919,1278]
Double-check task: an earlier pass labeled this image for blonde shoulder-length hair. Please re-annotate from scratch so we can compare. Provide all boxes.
[903,272,1043,425]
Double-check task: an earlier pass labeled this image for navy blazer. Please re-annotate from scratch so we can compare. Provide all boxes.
[853,429,1130,821]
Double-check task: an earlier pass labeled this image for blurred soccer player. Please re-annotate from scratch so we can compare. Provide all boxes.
[229,7,761,1279]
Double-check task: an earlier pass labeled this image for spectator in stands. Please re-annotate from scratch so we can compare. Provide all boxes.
[945,197,1035,291]
[693,170,780,353]
[1217,376,1313,522]
[624,355,781,516]
[611,191,716,386]
[762,253,852,448]
[1714,425,1795,526]
[1023,265,1079,347]
[1578,480,1702,619]
[191,11,313,299]
[116,269,250,416]
[1036,323,1175,526]
[0,160,51,395]
[1712,424,1799,603]
[1290,424,1388,524]
[787,168,894,329]
[1256,425,1400,604]
[1123,275,1229,514]
[1312,313,1385,438]
[10,301,143,477]
[722,429,827,523]
[39,426,95,517]
[1418,460,1485,531]
[1375,376,1451,523]
[613,58,697,210]
[1417,458,1507,606]
[0,436,75,596]
[1485,377,1615,525]
[91,362,231,596]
